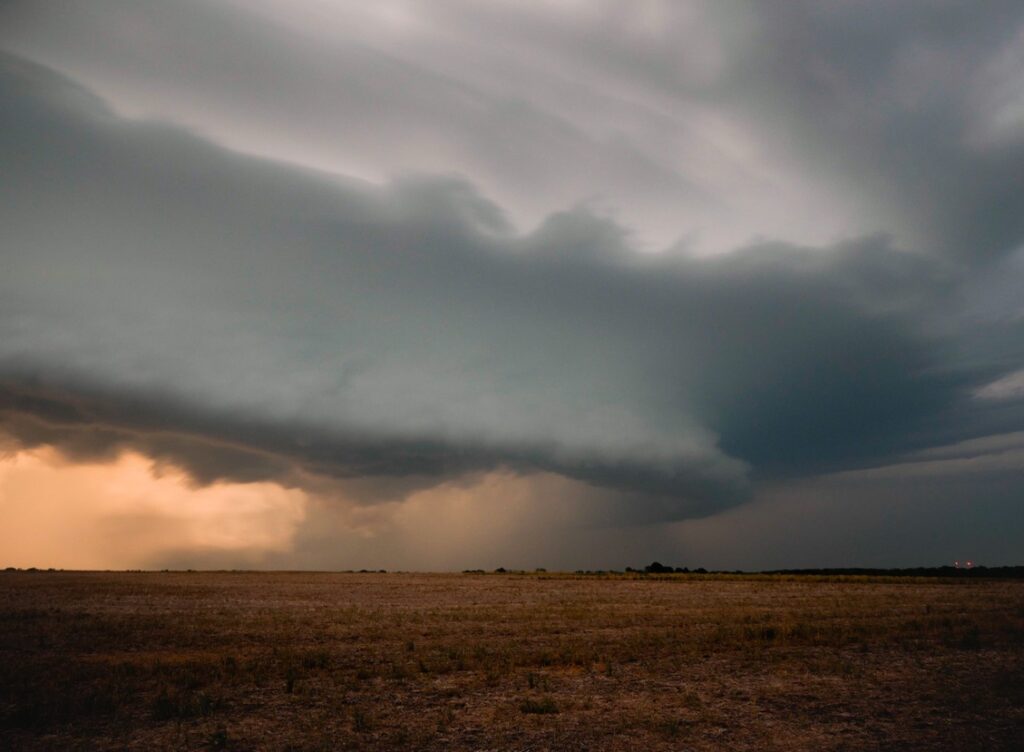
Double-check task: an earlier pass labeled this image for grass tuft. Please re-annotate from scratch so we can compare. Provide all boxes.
[520,696,559,714]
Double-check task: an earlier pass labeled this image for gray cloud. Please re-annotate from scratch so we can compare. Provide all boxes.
[1,3,1024,565]
[6,1,1024,260]
[733,1,1024,261]
[2,51,1020,517]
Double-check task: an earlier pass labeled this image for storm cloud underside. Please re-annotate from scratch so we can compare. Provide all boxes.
[2,1,1024,567]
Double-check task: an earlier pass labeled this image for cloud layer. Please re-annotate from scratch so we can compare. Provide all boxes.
[2,2,1024,566]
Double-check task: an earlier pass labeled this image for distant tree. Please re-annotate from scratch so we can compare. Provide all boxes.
[644,562,674,574]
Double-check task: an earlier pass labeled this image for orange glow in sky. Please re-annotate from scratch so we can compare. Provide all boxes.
[0,446,307,569]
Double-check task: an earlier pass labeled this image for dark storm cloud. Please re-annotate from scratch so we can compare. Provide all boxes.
[2,52,1020,522]
[0,53,752,511]
[2,0,1024,539]
[732,1,1024,262]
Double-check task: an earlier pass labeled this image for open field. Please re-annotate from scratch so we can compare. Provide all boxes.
[1,571,1022,751]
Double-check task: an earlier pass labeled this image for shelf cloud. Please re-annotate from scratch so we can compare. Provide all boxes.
[2,2,1024,568]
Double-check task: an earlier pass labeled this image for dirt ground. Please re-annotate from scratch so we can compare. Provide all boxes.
[1,571,1022,750]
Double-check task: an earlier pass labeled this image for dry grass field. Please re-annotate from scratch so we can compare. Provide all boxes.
[1,571,1022,751]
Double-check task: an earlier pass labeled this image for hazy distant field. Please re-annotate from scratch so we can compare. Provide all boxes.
[1,572,1022,751]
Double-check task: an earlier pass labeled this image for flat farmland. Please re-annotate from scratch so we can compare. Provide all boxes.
[1,571,1022,751]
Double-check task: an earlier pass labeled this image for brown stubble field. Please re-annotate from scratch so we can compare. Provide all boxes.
[0,571,1022,751]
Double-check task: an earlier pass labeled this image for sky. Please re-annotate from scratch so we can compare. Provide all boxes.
[1,0,1023,571]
